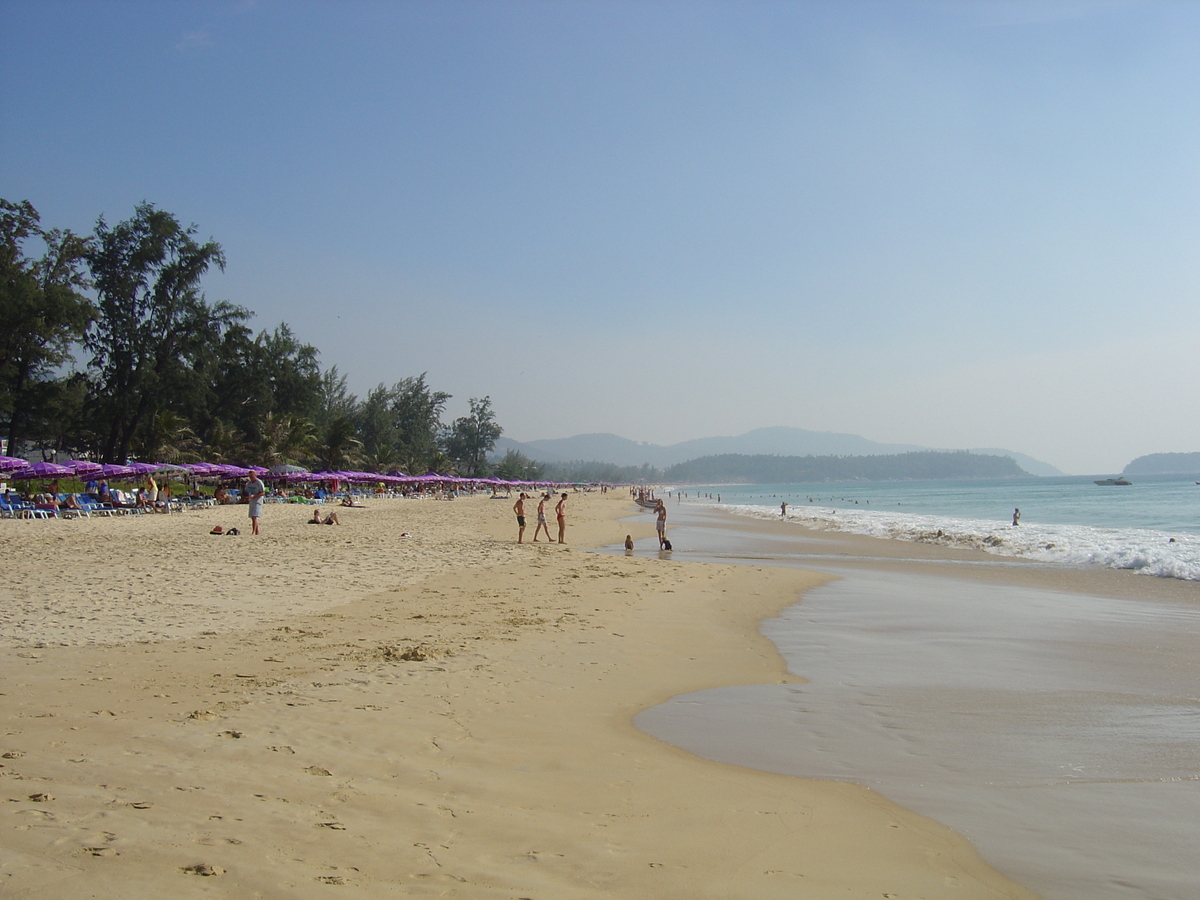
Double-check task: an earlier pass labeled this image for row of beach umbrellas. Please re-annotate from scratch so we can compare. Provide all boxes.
[0,455,579,489]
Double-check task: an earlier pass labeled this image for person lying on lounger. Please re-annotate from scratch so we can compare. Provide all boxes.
[309,508,341,525]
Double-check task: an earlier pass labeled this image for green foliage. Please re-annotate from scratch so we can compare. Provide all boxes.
[350,374,451,473]
[2,200,493,474]
[315,415,363,471]
[536,459,661,484]
[444,396,502,477]
[84,202,245,462]
[0,198,94,451]
[493,448,544,482]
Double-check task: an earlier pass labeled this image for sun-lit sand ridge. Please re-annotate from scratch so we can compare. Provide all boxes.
[0,493,1036,898]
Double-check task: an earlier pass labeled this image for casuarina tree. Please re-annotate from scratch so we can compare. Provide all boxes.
[84,203,246,462]
[0,199,93,454]
[444,396,502,477]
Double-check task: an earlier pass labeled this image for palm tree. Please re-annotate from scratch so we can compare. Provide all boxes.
[202,419,250,464]
[255,412,316,466]
[315,416,363,471]
[138,409,200,462]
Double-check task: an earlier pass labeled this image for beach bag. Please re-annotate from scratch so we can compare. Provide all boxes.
[210,526,223,534]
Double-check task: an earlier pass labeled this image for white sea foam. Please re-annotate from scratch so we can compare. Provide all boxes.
[719,502,1200,581]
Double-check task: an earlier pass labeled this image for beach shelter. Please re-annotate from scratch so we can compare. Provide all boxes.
[184,462,222,477]
[12,461,74,479]
[99,464,136,480]
[0,455,29,471]
[268,464,308,476]
[67,460,104,478]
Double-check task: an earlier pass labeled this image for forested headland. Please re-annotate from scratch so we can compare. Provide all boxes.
[663,451,1028,483]
[1122,452,1200,476]
[1,199,521,478]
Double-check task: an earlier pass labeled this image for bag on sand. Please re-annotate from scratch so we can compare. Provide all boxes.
[210,526,223,535]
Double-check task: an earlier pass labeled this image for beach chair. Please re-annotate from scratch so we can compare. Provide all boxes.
[80,496,115,517]
[15,500,51,519]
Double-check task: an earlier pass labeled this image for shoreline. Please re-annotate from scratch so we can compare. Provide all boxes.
[659,498,1200,604]
[2,493,1037,898]
[631,499,1200,898]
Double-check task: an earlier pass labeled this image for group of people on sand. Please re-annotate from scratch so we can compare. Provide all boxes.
[513,492,567,544]
[621,499,672,552]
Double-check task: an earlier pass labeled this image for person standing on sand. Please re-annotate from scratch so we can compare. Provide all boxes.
[555,493,568,543]
[655,499,667,549]
[533,493,553,542]
[513,492,527,543]
[246,474,266,535]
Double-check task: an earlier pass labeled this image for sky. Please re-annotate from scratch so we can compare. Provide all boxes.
[2,0,1197,475]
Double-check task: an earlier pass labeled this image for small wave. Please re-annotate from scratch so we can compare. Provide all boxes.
[717,503,1200,581]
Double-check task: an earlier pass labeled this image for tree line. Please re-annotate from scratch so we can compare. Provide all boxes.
[0,199,501,475]
[663,451,1028,483]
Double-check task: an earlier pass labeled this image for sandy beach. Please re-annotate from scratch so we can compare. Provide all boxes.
[0,492,1040,898]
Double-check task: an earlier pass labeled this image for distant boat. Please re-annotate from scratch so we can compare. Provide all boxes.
[1094,477,1132,485]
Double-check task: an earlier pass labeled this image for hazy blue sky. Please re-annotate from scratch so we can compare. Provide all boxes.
[2,0,1197,474]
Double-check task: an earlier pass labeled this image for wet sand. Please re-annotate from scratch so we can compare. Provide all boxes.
[630,501,1200,899]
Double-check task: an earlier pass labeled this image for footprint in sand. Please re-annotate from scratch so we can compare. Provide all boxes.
[180,863,225,876]
[304,766,332,776]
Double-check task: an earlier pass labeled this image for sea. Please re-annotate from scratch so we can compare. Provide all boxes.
[618,477,1200,899]
[676,474,1200,581]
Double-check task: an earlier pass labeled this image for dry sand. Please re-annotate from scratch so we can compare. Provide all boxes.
[1,493,1036,898]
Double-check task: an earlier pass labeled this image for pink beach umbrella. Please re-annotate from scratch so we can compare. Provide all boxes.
[18,461,74,478]
[67,460,104,478]
[0,455,30,471]
[184,462,222,477]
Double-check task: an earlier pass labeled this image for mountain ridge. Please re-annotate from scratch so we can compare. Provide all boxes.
[493,427,1065,476]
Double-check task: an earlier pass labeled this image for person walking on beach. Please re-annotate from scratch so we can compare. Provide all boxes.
[533,493,553,542]
[1012,508,1021,527]
[513,492,527,543]
[555,493,568,543]
[655,499,667,549]
[245,474,266,535]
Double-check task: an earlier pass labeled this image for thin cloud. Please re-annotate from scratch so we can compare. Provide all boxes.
[175,29,214,55]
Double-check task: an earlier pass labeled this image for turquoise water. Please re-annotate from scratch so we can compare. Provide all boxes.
[675,476,1200,580]
[679,475,1200,533]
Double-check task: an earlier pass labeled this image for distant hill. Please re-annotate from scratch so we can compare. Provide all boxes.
[663,451,1027,483]
[1123,452,1200,476]
[493,426,1064,475]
